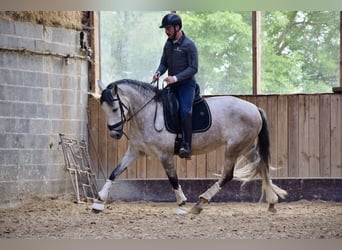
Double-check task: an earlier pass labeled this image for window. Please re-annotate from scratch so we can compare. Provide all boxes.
[100,11,340,95]
[261,11,340,94]
[179,11,253,95]
[100,11,169,84]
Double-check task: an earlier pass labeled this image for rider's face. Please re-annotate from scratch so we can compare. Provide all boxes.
[165,26,174,38]
[165,25,179,39]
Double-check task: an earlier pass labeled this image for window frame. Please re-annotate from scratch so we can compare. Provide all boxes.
[90,11,342,94]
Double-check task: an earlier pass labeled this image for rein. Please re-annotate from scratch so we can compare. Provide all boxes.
[111,80,164,140]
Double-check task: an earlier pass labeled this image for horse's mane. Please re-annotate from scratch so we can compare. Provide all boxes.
[110,79,158,93]
[102,79,162,104]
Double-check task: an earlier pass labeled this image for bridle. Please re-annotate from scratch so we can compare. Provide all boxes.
[106,92,128,131]
[106,82,163,140]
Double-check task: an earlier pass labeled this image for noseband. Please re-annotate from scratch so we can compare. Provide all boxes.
[107,93,128,132]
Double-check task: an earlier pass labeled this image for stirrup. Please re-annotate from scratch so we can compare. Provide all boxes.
[179,147,191,159]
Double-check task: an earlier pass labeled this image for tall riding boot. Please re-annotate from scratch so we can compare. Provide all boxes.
[179,116,192,159]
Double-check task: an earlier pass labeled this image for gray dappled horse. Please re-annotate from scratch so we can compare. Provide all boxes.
[90,79,287,214]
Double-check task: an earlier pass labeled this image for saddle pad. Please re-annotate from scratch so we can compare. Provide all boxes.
[163,97,212,134]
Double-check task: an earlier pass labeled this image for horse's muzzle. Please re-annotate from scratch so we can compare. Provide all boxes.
[107,122,124,139]
[109,129,123,139]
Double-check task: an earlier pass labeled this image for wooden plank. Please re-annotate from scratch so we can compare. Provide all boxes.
[256,95,268,114]
[245,95,257,105]
[146,155,158,178]
[288,95,299,177]
[136,155,147,179]
[89,93,341,180]
[298,95,310,177]
[330,95,342,177]
[267,96,278,177]
[127,160,137,179]
[155,156,167,179]
[176,156,187,178]
[126,124,138,179]
[215,145,225,177]
[106,110,120,179]
[196,153,207,178]
[88,97,100,177]
[186,155,197,178]
[106,129,118,179]
[277,96,288,177]
[155,159,167,179]
[308,95,320,177]
[150,154,166,179]
[319,95,331,177]
[257,96,277,176]
[97,106,109,177]
[237,95,247,102]
[88,12,103,178]
[116,124,129,179]
[206,150,217,178]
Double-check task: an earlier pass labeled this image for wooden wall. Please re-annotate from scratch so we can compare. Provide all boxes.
[88,93,342,180]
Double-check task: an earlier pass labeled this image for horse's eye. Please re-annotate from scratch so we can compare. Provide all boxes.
[112,108,118,112]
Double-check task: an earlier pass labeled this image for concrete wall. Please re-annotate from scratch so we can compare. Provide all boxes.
[0,19,89,208]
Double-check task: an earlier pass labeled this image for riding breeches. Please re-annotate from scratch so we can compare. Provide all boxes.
[171,80,196,119]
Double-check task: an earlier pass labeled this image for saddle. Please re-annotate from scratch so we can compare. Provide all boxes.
[161,85,212,154]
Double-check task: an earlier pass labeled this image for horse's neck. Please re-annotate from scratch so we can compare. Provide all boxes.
[123,88,163,139]
[123,87,158,116]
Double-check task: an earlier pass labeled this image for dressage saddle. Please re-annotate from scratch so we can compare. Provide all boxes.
[161,85,212,154]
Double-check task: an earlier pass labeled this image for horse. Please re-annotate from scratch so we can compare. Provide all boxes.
[90,79,287,214]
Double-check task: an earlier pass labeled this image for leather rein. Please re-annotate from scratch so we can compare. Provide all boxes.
[109,80,164,140]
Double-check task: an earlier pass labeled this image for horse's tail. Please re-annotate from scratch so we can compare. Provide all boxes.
[258,108,270,170]
[234,108,287,203]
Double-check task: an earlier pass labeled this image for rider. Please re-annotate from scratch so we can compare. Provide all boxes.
[153,13,199,159]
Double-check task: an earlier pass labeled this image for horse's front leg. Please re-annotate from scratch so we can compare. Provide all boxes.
[160,156,188,214]
[92,146,141,213]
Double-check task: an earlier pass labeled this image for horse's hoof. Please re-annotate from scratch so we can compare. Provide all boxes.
[268,203,277,213]
[190,205,203,214]
[92,199,105,213]
[175,206,188,215]
[190,201,203,214]
[92,208,102,214]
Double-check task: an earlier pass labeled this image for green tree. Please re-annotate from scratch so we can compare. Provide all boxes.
[261,11,339,93]
[100,11,168,84]
[100,11,339,94]
[180,11,252,94]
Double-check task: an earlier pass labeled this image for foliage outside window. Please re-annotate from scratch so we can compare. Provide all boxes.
[100,11,339,95]
[180,11,252,95]
[261,11,339,94]
[100,11,169,84]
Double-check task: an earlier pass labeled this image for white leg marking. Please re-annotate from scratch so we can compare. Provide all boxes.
[98,179,114,202]
[174,185,187,205]
[199,182,221,202]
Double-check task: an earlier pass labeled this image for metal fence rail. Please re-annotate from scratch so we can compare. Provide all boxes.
[59,133,98,203]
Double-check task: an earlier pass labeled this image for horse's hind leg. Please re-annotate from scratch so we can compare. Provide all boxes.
[234,144,287,213]
[191,150,237,214]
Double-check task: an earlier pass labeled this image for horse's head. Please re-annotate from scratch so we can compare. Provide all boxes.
[90,80,129,139]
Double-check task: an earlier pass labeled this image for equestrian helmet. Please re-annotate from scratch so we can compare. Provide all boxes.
[159,13,182,29]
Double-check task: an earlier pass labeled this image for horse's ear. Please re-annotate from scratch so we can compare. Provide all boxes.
[97,79,106,91]
[88,91,101,102]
